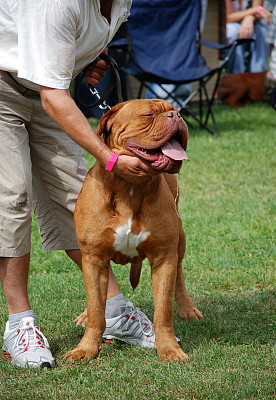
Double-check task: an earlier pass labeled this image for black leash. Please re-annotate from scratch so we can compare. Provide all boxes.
[76,53,123,112]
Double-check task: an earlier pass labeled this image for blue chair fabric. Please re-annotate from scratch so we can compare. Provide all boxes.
[124,0,252,135]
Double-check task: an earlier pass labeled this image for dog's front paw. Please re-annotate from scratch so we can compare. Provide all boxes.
[156,344,189,362]
[74,308,88,327]
[63,344,101,361]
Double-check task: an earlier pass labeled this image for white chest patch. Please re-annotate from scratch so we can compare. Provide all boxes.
[113,218,151,258]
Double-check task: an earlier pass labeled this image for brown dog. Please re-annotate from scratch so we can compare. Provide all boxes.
[218,71,266,108]
[64,99,203,362]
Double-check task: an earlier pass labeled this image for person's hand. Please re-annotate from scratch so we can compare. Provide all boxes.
[113,155,156,184]
[239,15,254,38]
[259,8,272,25]
[84,49,109,86]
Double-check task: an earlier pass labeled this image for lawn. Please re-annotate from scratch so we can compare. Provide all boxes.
[0,103,275,400]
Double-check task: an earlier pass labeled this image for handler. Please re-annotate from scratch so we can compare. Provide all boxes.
[225,0,271,73]
[0,0,155,369]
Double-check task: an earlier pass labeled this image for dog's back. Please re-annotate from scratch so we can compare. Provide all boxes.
[219,71,266,107]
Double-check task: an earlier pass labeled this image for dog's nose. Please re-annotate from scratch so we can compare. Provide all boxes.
[166,110,181,118]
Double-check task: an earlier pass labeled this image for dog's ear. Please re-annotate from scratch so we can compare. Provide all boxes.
[96,103,125,141]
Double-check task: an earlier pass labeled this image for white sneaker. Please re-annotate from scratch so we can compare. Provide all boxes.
[103,302,155,348]
[2,317,55,369]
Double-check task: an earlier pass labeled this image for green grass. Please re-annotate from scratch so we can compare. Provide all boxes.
[0,103,275,399]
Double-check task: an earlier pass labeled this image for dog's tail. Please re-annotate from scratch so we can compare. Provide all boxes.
[130,262,142,291]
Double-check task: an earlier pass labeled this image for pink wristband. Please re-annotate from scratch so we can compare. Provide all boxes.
[105,152,118,171]
[257,6,263,14]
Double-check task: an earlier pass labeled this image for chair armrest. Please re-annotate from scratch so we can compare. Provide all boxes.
[199,38,255,69]
[199,39,230,50]
[199,38,254,51]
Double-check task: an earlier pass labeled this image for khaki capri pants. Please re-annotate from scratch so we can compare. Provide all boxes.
[0,71,87,257]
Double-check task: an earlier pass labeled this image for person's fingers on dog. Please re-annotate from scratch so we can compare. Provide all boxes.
[113,155,154,184]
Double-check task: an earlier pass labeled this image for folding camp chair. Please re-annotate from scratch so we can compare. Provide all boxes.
[123,0,252,136]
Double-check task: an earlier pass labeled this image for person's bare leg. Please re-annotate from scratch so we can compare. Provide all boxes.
[0,254,31,315]
[1,253,55,368]
[66,249,120,299]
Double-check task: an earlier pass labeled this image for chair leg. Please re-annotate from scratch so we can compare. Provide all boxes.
[204,70,223,128]
[180,80,220,136]
[199,80,203,122]
[180,106,216,135]
[202,84,219,136]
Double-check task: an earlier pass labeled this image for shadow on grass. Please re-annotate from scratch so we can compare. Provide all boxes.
[52,288,275,359]
[175,289,275,353]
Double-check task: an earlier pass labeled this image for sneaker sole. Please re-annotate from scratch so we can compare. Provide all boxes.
[103,335,155,348]
[3,350,54,369]
[103,335,180,346]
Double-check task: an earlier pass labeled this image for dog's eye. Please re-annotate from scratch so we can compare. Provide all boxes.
[141,113,155,117]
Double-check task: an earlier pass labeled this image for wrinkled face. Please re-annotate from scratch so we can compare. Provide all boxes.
[97,99,189,174]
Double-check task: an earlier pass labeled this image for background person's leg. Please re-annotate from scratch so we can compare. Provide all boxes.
[226,22,247,73]
[248,21,269,72]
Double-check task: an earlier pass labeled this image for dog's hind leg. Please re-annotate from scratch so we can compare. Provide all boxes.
[75,308,88,327]
[174,225,203,321]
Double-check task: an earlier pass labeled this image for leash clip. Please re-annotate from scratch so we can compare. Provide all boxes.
[77,53,123,114]
[88,86,111,111]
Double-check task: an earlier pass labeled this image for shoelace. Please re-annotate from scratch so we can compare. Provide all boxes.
[14,323,49,353]
[125,302,154,337]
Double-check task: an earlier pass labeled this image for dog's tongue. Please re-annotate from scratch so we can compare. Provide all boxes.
[161,139,189,161]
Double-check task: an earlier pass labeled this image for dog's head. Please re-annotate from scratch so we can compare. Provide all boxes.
[96,99,189,174]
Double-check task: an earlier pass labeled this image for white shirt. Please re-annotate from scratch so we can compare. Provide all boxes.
[0,0,131,90]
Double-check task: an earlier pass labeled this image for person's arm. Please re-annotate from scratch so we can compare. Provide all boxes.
[225,0,271,38]
[39,86,152,183]
[225,0,269,23]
